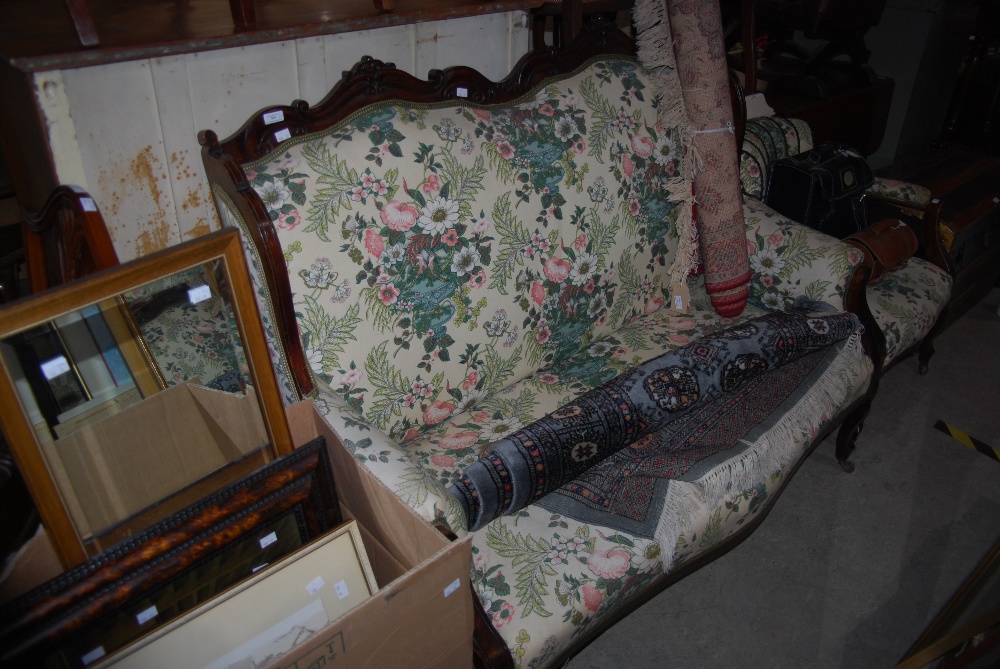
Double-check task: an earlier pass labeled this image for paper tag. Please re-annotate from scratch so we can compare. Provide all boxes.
[136,605,158,625]
[80,197,97,212]
[335,580,350,600]
[669,282,690,313]
[306,575,325,596]
[443,578,461,598]
[263,110,285,125]
[188,284,212,305]
[456,87,468,98]
[41,356,71,380]
[258,531,277,549]
[275,128,292,143]
[81,647,106,666]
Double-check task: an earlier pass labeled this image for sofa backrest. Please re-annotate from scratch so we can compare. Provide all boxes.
[739,116,813,200]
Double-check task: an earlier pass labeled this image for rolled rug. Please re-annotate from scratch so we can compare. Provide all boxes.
[450,310,860,531]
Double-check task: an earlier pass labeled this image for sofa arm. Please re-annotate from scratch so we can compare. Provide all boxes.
[868,177,932,211]
[311,382,470,536]
[743,197,866,313]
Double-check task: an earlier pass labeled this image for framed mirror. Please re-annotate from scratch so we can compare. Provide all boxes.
[0,229,294,568]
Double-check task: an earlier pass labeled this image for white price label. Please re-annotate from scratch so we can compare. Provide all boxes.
[81,647,106,666]
[136,605,158,625]
[259,531,277,549]
[188,284,212,305]
[456,87,468,98]
[335,580,350,600]
[263,110,285,125]
[41,356,71,380]
[275,128,292,143]
[443,577,461,598]
[306,575,325,596]
[80,197,97,212]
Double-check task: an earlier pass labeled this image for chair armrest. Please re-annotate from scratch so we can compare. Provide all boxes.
[744,198,865,313]
[868,177,932,210]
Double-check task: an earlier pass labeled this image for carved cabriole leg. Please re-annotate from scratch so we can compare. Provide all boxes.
[837,263,883,473]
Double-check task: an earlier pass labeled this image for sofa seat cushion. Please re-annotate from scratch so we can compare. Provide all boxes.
[866,257,952,366]
[242,54,690,440]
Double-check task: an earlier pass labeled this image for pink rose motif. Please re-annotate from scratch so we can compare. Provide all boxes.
[377,283,400,306]
[644,296,665,315]
[365,229,386,259]
[622,154,634,179]
[441,229,460,246]
[583,279,596,294]
[572,138,586,154]
[667,332,691,345]
[402,427,422,442]
[573,233,587,252]
[580,584,603,612]
[424,400,455,425]
[492,602,515,628]
[632,135,654,159]
[531,280,546,305]
[760,275,774,288]
[497,141,516,160]
[767,231,784,247]
[473,109,492,122]
[462,372,479,390]
[536,326,551,345]
[588,547,631,579]
[538,104,556,117]
[430,454,456,469]
[340,369,362,386]
[672,317,697,331]
[470,270,487,289]
[422,174,441,195]
[381,200,419,231]
[440,431,478,450]
[537,373,558,384]
[473,411,490,423]
[543,257,571,283]
[629,199,641,216]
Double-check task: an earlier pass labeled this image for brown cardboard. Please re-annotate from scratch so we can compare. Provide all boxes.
[52,383,268,536]
[261,401,474,669]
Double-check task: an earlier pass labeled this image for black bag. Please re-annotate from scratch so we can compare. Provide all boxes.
[764,142,875,239]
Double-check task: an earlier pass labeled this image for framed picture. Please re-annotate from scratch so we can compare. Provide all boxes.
[96,520,376,669]
[0,435,341,668]
[0,229,295,566]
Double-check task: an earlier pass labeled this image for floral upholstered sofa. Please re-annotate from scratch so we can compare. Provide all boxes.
[199,17,877,669]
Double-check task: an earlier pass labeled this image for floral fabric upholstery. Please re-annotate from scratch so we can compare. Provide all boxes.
[867,258,952,365]
[739,116,813,200]
[244,56,688,442]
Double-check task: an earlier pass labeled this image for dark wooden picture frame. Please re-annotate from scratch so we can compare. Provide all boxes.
[0,435,341,667]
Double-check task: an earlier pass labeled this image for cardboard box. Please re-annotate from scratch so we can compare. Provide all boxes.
[260,400,474,669]
[46,382,268,538]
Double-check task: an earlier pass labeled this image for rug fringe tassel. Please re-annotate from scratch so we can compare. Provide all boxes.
[654,333,870,569]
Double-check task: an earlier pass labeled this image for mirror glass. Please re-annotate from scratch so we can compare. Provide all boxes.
[0,231,292,565]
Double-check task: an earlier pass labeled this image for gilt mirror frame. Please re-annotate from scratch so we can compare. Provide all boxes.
[0,228,294,568]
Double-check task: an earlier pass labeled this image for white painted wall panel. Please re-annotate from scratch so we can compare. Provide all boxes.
[38,12,532,262]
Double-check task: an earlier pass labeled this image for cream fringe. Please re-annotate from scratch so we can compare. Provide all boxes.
[633,0,700,291]
[653,333,871,569]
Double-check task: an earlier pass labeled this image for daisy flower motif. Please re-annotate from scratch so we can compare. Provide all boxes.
[451,246,482,277]
[258,181,291,212]
[652,133,679,166]
[455,388,488,414]
[482,415,524,441]
[588,340,614,357]
[749,248,786,276]
[569,252,598,286]
[419,196,460,236]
